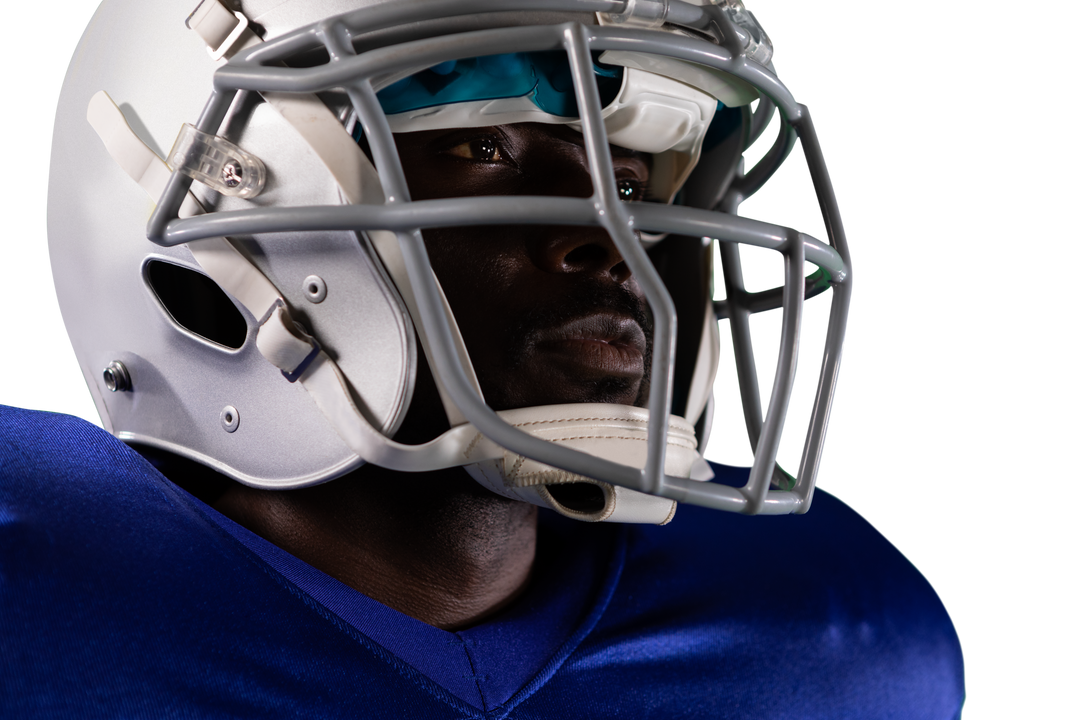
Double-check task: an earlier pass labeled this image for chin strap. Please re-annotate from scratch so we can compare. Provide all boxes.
[465,405,712,524]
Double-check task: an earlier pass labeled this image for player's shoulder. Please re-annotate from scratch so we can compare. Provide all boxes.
[649,463,931,578]
[591,462,966,719]
[0,404,146,480]
[0,403,179,529]
[644,463,955,623]
[0,402,98,440]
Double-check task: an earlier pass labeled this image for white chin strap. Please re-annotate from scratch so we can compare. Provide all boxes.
[465,405,706,524]
[85,1,717,525]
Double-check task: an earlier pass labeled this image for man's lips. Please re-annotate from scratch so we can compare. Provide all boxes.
[532,313,647,379]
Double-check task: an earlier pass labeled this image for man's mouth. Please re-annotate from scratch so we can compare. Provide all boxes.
[533,313,647,380]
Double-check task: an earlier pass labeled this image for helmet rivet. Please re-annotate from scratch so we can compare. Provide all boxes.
[102,361,132,392]
[221,161,243,188]
[220,405,240,433]
[303,275,327,303]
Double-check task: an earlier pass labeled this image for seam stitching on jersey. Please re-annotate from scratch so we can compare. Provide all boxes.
[458,634,490,712]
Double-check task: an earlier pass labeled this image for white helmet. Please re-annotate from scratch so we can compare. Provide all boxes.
[49,0,851,523]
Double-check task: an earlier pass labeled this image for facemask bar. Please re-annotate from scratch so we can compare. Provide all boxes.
[146,0,850,516]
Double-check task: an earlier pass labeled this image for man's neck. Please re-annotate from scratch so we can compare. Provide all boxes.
[212,464,538,630]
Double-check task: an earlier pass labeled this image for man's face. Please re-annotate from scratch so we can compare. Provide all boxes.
[394,123,653,415]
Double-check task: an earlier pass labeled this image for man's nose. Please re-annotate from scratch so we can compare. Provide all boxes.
[527,139,635,284]
[531,229,633,284]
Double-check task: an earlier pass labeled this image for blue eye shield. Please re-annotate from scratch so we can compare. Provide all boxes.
[366,51,738,147]
[376,51,626,119]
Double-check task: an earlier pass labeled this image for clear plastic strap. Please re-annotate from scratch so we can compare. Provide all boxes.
[167,123,267,198]
[717,0,773,66]
[599,0,671,28]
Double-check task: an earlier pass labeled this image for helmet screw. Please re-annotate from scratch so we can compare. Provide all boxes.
[221,161,243,188]
[303,275,327,303]
[220,405,240,433]
[102,361,132,392]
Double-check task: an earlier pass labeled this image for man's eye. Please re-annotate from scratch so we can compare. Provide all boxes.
[445,137,504,162]
[617,178,644,202]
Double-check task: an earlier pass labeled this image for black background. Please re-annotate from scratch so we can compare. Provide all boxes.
[23,0,972,664]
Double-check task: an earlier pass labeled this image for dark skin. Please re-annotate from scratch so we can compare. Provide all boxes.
[214,123,651,629]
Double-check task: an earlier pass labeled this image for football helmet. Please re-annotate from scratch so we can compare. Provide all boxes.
[49,0,851,522]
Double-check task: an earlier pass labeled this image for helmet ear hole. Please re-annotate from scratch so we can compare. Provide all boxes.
[546,482,607,514]
[146,260,248,350]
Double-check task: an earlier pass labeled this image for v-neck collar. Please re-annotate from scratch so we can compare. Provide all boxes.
[194,496,626,712]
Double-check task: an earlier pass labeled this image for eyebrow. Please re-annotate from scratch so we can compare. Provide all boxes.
[609,145,648,161]
[560,131,649,173]
[604,140,651,172]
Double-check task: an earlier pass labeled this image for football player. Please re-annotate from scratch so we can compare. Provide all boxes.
[0,0,963,716]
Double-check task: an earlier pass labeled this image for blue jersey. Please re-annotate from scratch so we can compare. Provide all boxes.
[0,405,963,718]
